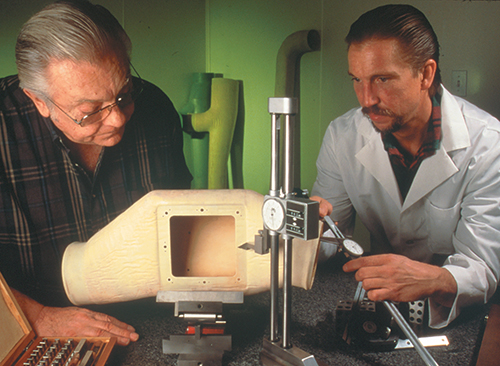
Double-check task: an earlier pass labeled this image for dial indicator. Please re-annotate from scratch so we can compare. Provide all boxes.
[262,198,285,231]
[342,239,364,258]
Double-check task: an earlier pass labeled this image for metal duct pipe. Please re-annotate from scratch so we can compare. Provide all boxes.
[274,29,321,98]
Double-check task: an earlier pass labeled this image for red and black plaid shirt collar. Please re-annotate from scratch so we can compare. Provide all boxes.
[382,94,442,171]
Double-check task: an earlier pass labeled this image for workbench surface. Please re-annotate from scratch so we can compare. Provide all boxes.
[93,256,487,366]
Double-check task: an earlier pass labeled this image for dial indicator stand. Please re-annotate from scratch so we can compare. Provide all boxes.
[260,97,327,366]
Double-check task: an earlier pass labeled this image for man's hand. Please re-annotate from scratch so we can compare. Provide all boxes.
[343,253,457,307]
[34,306,139,346]
[310,195,332,218]
[12,288,139,346]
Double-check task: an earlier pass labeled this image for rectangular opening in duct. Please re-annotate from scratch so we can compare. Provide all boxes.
[169,215,237,277]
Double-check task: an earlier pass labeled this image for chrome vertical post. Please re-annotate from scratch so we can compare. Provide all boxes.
[269,110,281,342]
[267,98,298,349]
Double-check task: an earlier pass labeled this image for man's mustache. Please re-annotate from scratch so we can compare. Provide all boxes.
[362,106,394,117]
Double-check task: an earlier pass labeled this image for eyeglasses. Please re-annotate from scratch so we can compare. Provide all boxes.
[45,66,144,127]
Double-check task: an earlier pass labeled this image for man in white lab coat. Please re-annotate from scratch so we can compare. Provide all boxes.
[311,4,500,328]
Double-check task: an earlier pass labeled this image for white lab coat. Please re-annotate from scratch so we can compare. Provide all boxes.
[312,86,500,328]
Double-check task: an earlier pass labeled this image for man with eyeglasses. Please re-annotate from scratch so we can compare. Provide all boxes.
[0,0,192,345]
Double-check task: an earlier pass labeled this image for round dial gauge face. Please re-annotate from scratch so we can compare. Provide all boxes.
[262,198,285,231]
[342,239,364,258]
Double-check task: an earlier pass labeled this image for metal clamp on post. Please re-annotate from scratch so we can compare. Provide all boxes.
[158,291,243,366]
[260,97,326,366]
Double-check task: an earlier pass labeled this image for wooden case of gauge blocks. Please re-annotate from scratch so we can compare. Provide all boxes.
[0,272,116,366]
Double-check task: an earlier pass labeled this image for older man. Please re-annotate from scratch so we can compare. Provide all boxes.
[312,4,500,328]
[0,0,191,345]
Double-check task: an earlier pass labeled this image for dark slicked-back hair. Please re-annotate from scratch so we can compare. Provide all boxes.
[346,4,441,96]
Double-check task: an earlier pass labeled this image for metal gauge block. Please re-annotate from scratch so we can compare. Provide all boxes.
[285,198,319,240]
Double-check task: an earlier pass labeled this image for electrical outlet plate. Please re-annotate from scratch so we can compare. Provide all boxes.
[451,70,467,97]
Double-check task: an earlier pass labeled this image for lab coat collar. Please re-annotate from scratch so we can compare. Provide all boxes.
[355,126,402,208]
[403,144,458,210]
[355,85,470,211]
[403,86,470,210]
[439,85,471,152]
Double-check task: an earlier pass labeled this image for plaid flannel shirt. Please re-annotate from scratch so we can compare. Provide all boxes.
[0,75,192,304]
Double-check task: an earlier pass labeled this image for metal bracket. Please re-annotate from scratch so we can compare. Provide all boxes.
[255,228,272,254]
[261,339,329,366]
[163,324,231,366]
[158,291,243,366]
[395,336,449,350]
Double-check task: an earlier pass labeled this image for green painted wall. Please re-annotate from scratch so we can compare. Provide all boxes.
[0,0,205,114]
[2,0,500,200]
[206,0,500,196]
[206,0,323,195]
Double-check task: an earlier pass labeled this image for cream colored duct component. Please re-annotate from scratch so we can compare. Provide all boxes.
[62,189,321,305]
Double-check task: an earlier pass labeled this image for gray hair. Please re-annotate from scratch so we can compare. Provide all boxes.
[16,0,131,95]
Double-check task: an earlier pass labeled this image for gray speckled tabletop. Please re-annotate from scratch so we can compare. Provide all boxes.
[92,256,487,366]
